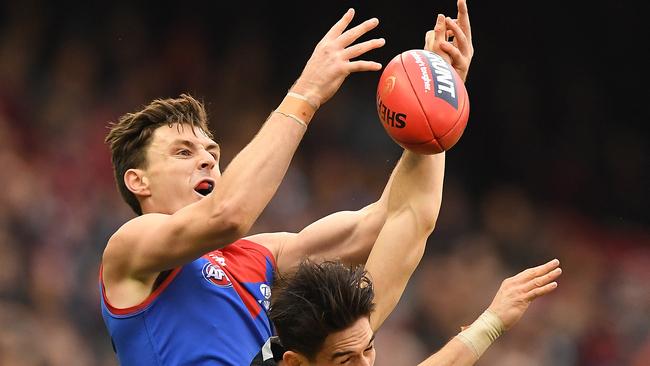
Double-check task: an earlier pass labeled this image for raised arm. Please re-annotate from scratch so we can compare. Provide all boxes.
[365,0,478,338]
[249,144,437,275]
[256,2,475,275]
[417,259,562,366]
[366,152,444,331]
[249,164,394,274]
[103,10,385,282]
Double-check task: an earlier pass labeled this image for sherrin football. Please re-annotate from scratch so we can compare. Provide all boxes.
[376,49,469,154]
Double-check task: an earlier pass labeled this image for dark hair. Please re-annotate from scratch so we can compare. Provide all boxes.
[105,94,212,215]
[269,260,375,360]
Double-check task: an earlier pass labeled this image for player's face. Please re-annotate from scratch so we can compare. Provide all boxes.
[311,317,376,366]
[141,124,221,214]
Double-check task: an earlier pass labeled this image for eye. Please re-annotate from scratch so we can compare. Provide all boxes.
[209,152,218,160]
[177,149,191,156]
[364,344,374,353]
[340,358,351,365]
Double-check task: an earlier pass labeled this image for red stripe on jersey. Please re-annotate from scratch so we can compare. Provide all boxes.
[99,265,181,316]
[205,239,275,318]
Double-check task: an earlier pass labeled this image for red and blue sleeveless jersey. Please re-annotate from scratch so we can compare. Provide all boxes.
[100,239,276,366]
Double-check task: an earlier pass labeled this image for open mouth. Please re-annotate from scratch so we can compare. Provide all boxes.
[194,180,215,197]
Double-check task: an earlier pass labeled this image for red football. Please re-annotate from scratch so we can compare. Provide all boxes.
[376,49,470,154]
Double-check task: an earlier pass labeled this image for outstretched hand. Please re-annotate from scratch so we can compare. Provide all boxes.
[424,0,473,81]
[291,9,385,109]
[488,259,562,330]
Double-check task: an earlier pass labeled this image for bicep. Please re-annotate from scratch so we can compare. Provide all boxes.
[105,206,240,278]
[274,205,385,274]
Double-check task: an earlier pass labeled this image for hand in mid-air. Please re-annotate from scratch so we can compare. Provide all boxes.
[488,259,562,330]
[291,8,385,108]
[424,0,473,81]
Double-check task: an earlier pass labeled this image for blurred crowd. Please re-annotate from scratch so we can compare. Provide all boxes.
[1,1,648,365]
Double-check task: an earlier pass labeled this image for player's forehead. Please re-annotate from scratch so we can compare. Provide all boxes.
[318,317,374,362]
[151,123,217,150]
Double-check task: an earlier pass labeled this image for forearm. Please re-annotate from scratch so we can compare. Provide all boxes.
[419,309,506,365]
[206,10,386,240]
[209,107,309,235]
[366,151,445,330]
[417,338,477,366]
[387,151,445,230]
[354,151,444,260]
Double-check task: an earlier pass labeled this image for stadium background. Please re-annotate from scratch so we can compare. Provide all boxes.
[0,0,648,364]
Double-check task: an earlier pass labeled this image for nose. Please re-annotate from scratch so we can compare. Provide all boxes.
[198,150,216,170]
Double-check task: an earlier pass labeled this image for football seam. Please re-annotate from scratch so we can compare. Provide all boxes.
[399,52,436,145]
[398,83,468,148]
[435,68,467,139]
[439,89,468,141]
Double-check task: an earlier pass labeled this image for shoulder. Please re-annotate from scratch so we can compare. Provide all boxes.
[116,213,170,237]
[102,214,170,273]
[243,232,296,263]
[105,215,167,253]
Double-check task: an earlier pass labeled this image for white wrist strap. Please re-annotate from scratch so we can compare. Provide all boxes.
[455,310,504,358]
[287,91,319,110]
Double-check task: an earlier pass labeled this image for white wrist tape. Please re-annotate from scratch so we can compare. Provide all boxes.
[286,91,319,110]
[455,310,504,358]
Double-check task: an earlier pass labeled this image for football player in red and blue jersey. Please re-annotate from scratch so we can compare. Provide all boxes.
[101,9,396,366]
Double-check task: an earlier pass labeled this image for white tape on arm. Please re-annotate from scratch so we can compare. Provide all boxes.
[455,310,504,358]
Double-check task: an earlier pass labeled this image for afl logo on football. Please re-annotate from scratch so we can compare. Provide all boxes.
[202,263,232,288]
[383,76,397,96]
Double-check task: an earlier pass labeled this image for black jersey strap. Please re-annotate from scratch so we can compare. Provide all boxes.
[250,336,285,365]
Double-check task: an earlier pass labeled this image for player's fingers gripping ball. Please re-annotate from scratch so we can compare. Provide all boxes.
[376,49,469,154]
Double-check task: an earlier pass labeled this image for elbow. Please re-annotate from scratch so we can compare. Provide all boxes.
[207,200,252,242]
[224,220,249,243]
[414,201,441,235]
[420,216,437,235]
[411,208,436,236]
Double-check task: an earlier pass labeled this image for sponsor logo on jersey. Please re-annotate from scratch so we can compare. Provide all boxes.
[420,50,459,109]
[259,284,271,311]
[202,262,233,288]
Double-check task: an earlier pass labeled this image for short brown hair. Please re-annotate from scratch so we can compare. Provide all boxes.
[105,94,212,215]
[269,260,376,360]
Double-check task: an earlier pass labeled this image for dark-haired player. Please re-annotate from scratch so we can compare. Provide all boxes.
[256,11,561,363]
[250,1,562,365]
[255,258,561,365]
[257,140,560,363]
[254,26,560,359]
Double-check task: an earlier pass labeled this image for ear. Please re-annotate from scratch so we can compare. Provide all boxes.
[124,168,151,198]
[282,350,309,366]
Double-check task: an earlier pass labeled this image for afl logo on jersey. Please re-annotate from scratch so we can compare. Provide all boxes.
[202,262,232,288]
